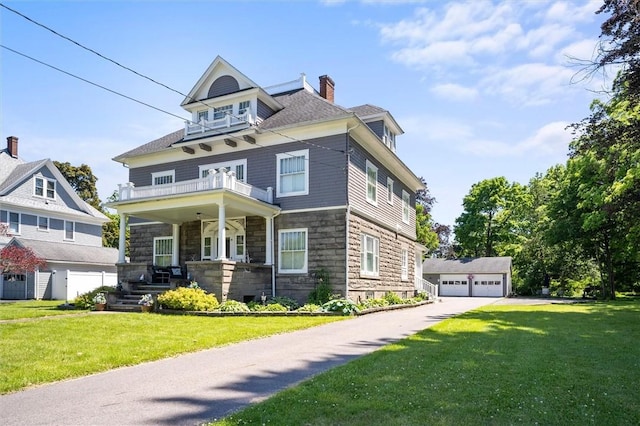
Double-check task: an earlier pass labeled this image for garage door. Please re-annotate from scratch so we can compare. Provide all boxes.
[471,275,504,297]
[439,278,469,296]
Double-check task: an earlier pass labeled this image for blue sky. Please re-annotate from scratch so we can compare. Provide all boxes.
[1,0,609,227]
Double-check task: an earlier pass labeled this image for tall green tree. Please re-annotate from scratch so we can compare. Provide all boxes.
[54,161,101,210]
[415,177,439,252]
[454,177,530,258]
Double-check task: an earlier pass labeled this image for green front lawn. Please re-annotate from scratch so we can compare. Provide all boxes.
[215,300,640,425]
[0,306,346,394]
[0,300,86,320]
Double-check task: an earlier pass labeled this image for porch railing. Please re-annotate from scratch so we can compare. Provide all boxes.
[118,168,273,204]
[415,276,439,299]
[185,111,253,136]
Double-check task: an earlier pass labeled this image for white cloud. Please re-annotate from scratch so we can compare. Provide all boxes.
[517,121,572,157]
[430,83,478,101]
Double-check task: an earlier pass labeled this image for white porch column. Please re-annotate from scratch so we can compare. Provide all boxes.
[265,215,273,265]
[216,203,227,260]
[118,213,127,263]
[172,224,180,265]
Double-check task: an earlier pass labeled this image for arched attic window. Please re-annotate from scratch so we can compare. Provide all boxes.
[208,75,240,98]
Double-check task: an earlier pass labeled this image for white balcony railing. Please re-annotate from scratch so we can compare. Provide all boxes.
[415,276,439,300]
[118,168,273,204]
[185,111,253,136]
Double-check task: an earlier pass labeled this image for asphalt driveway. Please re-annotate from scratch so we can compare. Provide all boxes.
[0,297,496,425]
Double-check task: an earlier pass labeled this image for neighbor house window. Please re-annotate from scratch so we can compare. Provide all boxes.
[402,190,410,224]
[38,216,49,232]
[366,160,378,205]
[64,221,75,240]
[278,228,307,273]
[361,233,379,276]
[35,176,56,199]
[154,237,173,267]
[152,170,175,186]
[214,104,232,120]
[8,212,20,234]
[383,124,396,152]
[387,177,394,205]
[401,248,409,280]
[276,149,309,197]
[200,159,247,182]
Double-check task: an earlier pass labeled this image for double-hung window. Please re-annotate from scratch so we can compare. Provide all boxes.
[402,190,410,224]
[383,125,396,152]
[276,149,308,197]
[64,221,75,241]
[154,236,173,267]
[38,216,49,232]
[387,178,394,205]
[152,170,174,186]
[8,212,20,234]
[361,233,379,276]
[366,160,378,205]
[238,100,250,116]
[35,176,56,199]
[278,228,307,273]
[197,110,209,123]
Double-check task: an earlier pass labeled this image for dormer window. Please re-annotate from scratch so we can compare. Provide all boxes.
[197,110,208,123]
[238,101,250,116]
[34,176,56,199]
[214,104,233,120]
[383,125,396,152]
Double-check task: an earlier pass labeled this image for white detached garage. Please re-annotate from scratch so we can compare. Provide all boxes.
[422,257,512,297]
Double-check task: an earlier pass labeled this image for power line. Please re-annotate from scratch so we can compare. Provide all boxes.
[0,1,347,155]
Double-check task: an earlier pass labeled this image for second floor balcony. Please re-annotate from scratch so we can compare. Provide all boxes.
[118,168,274,205]
[184,111,254,137]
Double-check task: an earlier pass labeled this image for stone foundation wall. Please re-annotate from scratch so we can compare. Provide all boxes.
[246,216,266,264]
[186,261,272,303]
[274,209,347,304]
[347,212,416,302]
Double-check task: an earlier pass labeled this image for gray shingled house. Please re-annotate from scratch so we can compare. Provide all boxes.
[109,56,427,304]
[423,257,513,297]
[0,136,119,300]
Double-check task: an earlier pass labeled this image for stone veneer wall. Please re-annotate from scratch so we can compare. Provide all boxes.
[274,209,347,304]
[245,216,266,263]
[186,261,272,303]
[347,212,416,302]
[129,223,172,263]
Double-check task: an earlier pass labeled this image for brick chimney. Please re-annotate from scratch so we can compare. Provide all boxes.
[319,75,335,103]
[6,136,18,158]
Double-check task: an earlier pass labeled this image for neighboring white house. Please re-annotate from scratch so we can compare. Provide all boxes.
[0,136,119,300]
[423,257,512,297]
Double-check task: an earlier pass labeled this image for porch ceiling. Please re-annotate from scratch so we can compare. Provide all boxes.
[114,190,280,224]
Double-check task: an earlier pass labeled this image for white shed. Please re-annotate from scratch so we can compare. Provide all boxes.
[423,257,512,297]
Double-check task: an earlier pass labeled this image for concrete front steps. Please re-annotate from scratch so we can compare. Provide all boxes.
[107,283,170,312]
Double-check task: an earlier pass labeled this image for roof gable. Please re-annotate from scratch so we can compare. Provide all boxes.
[181,56,262,107]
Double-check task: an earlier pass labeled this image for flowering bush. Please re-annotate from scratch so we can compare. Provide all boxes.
[322,299,359,316]
[157,287,219,311]
[138,293,154,306]
[92,293,106,304]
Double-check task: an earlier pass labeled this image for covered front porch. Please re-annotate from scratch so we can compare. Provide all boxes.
[111,169,280,302]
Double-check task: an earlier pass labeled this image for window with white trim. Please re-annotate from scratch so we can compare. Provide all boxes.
[214,104,232,120]
[360,233,379,276]
[64,220,75,241]
[8,212,20,234]
[402,190,410,224]
[383,124,396,152]
[197,110,209,122]
[35,176,56,199]
[238,100,250,115]
[200,159,246,182]
[153,236,173,267]
[38,216,49,232]
[278,228,308,273]
[387,177,394,205]
[366,160,378,205]
[401,248,409,280]
[152,170,175,186]
[276,149,309,197]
